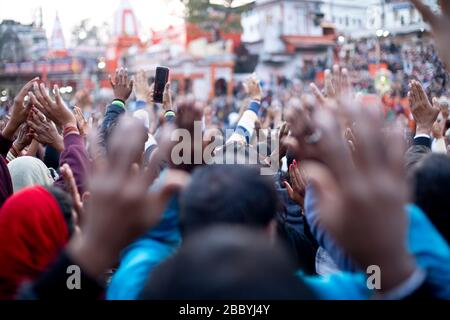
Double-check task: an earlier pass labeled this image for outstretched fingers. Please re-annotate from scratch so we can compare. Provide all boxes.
[16,77,39,101]
[309,83,326,106]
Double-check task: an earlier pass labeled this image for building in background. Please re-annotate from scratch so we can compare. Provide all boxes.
[105,0,142,75]
[366,0,438,36]
[240,0,440,85]
[241,0,341,84]
[126,0,248,100]
[0,0,442,99]
[0,19,48,64]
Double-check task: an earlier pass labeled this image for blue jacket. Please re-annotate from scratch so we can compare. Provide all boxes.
[107,191,450,300]
[106,196,181,300]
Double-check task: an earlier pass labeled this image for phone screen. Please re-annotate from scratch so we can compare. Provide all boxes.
[154,66,170,104]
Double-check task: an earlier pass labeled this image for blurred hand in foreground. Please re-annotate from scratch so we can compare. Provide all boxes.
[411,0,450,69]
[310,64,352,106]
[67,116,189,277]
[297,100,415,291]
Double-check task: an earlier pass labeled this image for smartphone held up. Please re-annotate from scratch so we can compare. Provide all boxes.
[153,66,170,104]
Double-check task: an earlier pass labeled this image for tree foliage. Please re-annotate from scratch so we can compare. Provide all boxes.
[184,0,253,33]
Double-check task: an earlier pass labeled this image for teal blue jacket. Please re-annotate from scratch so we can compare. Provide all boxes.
[107,202,450,300]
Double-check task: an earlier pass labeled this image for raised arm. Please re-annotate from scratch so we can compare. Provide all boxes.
[1,78,39,157]
[29,83,89,195]
[0,79,39,206]
[22,117,187,299]
[100,68,134,148]
[227,75,262,144]
[405,80,440,169]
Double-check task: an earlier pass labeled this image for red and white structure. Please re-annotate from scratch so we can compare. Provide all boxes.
[49,13,68,57]
[106,0,142,74]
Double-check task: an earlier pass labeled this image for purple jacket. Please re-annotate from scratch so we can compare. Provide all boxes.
[0,134,13,207]
[54,133,89,195]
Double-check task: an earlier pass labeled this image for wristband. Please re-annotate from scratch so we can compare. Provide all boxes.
[10,145,20,157]
[63,125,79,137]
[6,151,16,163]
[164,110,176,118]
[112,99,126,109]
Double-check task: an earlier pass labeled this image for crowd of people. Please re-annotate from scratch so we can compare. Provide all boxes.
[0,0,449,301]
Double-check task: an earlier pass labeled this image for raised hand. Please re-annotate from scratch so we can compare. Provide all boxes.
[73,106,88,137]
[244,74,263,102]
[109,68,134,102]
[284,104,329,162]
[148,82,173,111]
[171,99,204,172]
[277,122,290,161]
[74,89,93,109]
[12,123,33,153]
[67,116,189,277]
[134,69,150,101]
[408,80,440,135]
[433,97,449,120]
[176,98,203,133]
[2,77,39,140]
[29,83,77,129]
[60,163,83,227]
[310,65,352,106]
[26,108,64,152]
[284,159,308,208]
[301,102,415,291]
[411,0,450,68]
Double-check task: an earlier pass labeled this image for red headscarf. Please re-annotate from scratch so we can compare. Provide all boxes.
[0,186,69,299]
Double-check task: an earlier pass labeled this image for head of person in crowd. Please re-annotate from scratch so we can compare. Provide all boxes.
[7,156,54,193]
[411,153,450,243]
[139,226,315,300]
[0,185,76,299]
[179,165,279,238]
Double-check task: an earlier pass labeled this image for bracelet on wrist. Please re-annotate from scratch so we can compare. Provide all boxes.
[112,99,126,109]
[164,110,176,118]
[63,125,80,137]
[10,145,20,157]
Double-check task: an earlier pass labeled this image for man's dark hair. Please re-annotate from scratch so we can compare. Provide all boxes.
[139,226,315,300]
[179,165,278,235]
[412,153,450,242]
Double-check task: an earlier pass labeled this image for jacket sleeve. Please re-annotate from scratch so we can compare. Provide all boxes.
[405,136,432,170]
[0,133,13,158]
[100,100,127,147]
[304,185,359,272]
[0,134,14,207]
[53,133,89,195]
[227,100,261,144]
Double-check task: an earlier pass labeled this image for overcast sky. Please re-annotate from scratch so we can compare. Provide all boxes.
[0,0,185,40]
